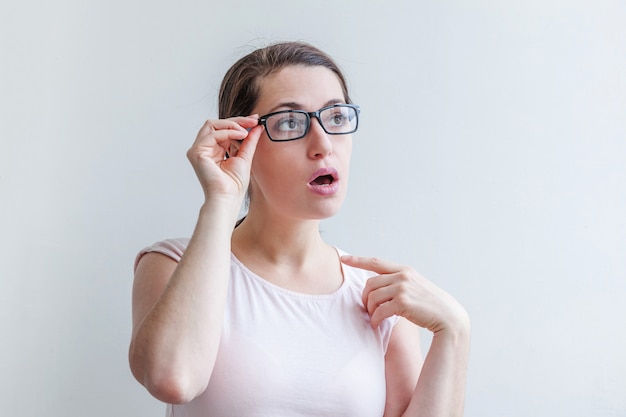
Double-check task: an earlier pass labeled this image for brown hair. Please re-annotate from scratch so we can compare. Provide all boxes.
[218,41,352,118]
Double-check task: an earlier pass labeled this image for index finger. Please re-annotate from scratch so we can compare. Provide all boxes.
[233,114,260,130]
[340,255,402,275]
[198,115,259,137]
[193,116,259,150]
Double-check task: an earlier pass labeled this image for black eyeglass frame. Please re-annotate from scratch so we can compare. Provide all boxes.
[258,104,360,142]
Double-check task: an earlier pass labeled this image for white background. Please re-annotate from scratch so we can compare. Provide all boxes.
[1,0,625,416]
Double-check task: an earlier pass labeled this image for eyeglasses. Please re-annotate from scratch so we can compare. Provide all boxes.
[258,104,360,142]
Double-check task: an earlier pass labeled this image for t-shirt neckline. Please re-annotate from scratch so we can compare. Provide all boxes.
[229,247,349,299]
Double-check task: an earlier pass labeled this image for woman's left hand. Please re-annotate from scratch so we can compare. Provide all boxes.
[341,255,469,334]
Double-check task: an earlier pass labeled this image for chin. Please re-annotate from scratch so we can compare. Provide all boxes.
[302,198,346,220]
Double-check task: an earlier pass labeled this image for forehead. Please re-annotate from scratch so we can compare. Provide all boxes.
[255,65,345,112]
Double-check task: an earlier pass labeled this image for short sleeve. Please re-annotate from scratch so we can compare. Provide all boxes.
[378,310,400,353]
[336,248,400,354]
[133,237,190,272]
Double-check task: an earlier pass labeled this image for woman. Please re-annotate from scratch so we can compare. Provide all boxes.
[129,41,470,417]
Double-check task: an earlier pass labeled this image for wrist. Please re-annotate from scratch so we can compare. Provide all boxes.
[200,194,242,214]
[434,307,471,343]
[198,197,242,229]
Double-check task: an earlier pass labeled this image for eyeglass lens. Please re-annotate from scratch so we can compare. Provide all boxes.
[264,105,358,141]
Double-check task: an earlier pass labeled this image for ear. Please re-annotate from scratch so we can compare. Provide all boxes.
[227,139,243,158]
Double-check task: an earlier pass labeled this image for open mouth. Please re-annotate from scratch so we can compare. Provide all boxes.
[308,167,338,186]
[307,168,339,195]
[310,174,335,186]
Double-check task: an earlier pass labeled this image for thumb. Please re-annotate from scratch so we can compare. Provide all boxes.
[237,125,262,163]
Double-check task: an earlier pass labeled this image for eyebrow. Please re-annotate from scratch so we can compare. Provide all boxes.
[266,98,345,114]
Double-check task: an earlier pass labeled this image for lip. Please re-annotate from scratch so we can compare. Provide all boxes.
[307,167,340,196]
[308,167,338,184]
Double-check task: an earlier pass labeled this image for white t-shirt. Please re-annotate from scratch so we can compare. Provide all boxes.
[136,238,398,417]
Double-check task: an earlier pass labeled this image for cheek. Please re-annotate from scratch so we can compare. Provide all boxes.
[338,138,353,169]
[251,135,275,172]
[250,141,294,190]
[345,140,353,161]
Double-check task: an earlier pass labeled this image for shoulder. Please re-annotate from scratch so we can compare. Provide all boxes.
[134,237,191,271]
[335,247,377,284]
[336,247,402,350]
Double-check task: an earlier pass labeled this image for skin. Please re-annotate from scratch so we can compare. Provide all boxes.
[230,66,352,294]
[129,65,470,416]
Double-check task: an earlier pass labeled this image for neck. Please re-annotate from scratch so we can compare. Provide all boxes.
[232,210,326,268]
[230,199,344,295]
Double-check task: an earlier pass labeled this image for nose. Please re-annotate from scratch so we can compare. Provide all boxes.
[307,117,332,159]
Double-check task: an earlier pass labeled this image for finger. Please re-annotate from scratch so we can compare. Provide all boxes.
[235,114,260,129]
[210,129,250,149]
[361,274,395,310]
[370,300,398,328]
[196,118,243,137]
[188,130,238,162]
[212,115,259,130]
[223,114,260,148]
[191,130,249,161]
[364,284,396,318]
[236,125,262,163]
[341,255,403,275]
[195,117,256,146]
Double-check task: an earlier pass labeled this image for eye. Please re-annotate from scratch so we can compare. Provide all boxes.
[329,113,347,126]
[273,115,306,132]
[324,108,350,128]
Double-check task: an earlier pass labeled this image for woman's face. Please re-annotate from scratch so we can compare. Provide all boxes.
[247,65,353,222]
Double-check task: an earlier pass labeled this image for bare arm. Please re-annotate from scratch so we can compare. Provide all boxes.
[403,320,470,417]
[128,117,262,404]
[386,312,470,417]
[342,255,470,417]
[129,201,240,403]
[384,318,423,417]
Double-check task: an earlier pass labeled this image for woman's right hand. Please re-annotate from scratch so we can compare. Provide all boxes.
[186,115,263,203]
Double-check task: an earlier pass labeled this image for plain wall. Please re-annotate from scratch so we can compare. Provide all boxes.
[1,0,625,416]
